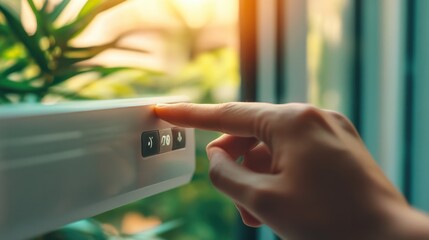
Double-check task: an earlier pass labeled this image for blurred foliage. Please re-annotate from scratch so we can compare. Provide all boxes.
[307,0,355,116]
[34,219,108,240]
[71,47,239,104]
[33,218,184,240]
[1,0,240,239]
[0,0,154,103]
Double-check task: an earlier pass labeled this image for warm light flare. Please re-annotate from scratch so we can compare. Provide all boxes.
[121,212,162,235]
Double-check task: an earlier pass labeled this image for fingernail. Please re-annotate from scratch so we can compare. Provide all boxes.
[155,103,171,108]
[206,147,224,161]
[206,147,214,160]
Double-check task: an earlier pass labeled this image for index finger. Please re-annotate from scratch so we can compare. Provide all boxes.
[155,102,274,139]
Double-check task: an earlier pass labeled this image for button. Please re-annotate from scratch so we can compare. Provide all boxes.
[141,130,159,157]
[172,128,186,150]
[159,128,173,153]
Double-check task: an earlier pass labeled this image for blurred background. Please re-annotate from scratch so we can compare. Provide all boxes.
[1,0,428,239]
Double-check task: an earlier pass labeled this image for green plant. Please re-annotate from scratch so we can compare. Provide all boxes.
[34,218,183,240]
[1,1,241,239]
[0,0,150,103]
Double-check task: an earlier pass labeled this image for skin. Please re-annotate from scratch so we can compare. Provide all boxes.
[155,102,429,240]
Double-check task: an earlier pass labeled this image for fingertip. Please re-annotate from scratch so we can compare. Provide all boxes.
[206,147,236,189]
[155,103,177,110]
[154,103,171,117]
[206,147,230,174]
[155,103,170,108]
[236,205,263,227]
[206,145,222,160]
[242,215,263,228]
[155,103,199,122]
[154,103,189,121]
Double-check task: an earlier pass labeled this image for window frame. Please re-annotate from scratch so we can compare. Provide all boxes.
[239,0,307,239]
[409,0,429,212]
[239,0,429,239]
[359,0,409,191]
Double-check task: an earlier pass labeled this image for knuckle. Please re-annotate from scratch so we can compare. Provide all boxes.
[329,110,344,119]
[215,102,239,132]
[277,103,337,137]
[287,104,327,128]
[253,109,276,140]
[251,103,287,136]
[217,102,237,116]
[327,110,360,136]
[334,112,353,126]
[296,104,324,121]
[328,110,348,123]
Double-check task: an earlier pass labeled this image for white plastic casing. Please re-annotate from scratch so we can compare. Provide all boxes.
[0,97,195,240]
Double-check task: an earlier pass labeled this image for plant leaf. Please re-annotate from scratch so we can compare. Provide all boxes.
[0,78,41,93]
[48,88,96,100]
[56,32,149,70]
[27,0,48,36]
[48,0,70,22]
[28,0,57,44]
[40,219,107,240]
[52,66,135,85]
[41,0,49,13]
[56,41,117,68]
[77,0,103,17]
[54,0,126,44]
[26,0,40,23]
[0,59,28,77]
[0,93,11,103]
[0,4,50,73]
[0,23,9,34]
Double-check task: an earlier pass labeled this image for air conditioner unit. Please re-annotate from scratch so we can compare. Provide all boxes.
[0,97,195,239]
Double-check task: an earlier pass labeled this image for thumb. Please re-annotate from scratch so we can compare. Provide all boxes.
[207,147,266,208]
[236,204,263,227]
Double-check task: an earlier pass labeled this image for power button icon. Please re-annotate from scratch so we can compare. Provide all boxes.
[172,128,186,150]
[141,130,160,157]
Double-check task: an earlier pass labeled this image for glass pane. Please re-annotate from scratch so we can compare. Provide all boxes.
[1,0,240,239]
[307,0,355,117]
[411,0,429,212]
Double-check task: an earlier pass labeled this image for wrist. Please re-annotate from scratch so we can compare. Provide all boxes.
[377,203,429,240]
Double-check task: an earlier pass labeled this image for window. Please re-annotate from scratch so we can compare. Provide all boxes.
[307,0,356,118]
[409,0,429,212]
[244,0,429,238]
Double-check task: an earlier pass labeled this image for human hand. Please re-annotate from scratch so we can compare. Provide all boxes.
[155,102,429,239]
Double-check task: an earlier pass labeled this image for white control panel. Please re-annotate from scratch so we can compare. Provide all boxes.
[0,97,195,240]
